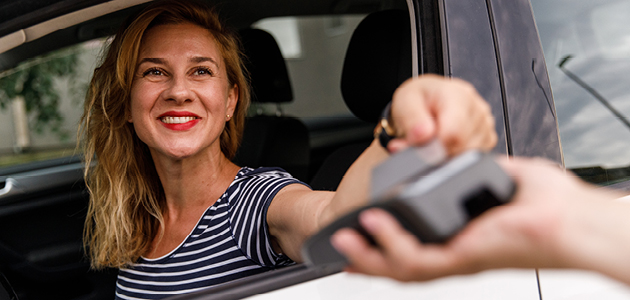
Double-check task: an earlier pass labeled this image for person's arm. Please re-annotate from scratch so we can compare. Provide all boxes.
[267,74,497,261]
[331,157,630,285]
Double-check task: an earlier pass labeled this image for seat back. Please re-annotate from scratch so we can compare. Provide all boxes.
[233,29,310,181]
[310,10,412,190]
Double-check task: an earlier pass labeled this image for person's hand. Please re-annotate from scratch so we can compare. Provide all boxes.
[330,157,624,282]
[387,75,497,155]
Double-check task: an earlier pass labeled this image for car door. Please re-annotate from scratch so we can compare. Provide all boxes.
[0,39,118,300]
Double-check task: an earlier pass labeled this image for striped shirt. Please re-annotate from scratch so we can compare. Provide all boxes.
[115,167,307,300]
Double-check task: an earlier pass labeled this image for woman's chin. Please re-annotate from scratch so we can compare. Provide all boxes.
[151,146,205,162]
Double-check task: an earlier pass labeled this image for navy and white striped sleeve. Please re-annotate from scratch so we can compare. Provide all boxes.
[228,167,309,267]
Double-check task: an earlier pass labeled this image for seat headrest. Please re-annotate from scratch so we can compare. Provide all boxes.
[240,28,293,104]
[341,10,412,123]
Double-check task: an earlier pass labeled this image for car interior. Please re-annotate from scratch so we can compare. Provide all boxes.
[0,0,418,299]
[232,28,311,182]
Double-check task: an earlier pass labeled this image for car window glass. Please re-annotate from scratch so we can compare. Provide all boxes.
[531,0,630,186]
[252,15,364,119]
[254,17,303,59]
[0,38,106,169]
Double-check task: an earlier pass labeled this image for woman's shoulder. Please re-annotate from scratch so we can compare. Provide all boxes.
[236,166,296,180]
[226,166,311,200]
[227,166,309,198]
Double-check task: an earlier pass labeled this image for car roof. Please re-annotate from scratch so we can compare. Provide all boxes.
[0,0,110,37]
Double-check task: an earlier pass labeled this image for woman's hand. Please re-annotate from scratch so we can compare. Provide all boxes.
[331,157,628,282]
[311,75,500,243]
[387,75,497,154]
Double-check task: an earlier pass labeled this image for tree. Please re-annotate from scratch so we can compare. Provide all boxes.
[0,46,82,142]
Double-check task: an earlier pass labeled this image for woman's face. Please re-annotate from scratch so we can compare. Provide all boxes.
[129,23,237,160]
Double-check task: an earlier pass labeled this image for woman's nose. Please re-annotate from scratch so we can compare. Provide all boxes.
[163,76,193,103]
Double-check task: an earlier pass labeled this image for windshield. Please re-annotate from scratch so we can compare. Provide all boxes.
[531,0,630,186]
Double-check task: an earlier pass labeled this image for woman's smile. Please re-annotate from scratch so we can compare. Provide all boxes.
[158,111,201,131]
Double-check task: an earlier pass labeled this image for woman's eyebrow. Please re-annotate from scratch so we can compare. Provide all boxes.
[190,56,218,66]
[136,57,218,66]
[138,57,165,65]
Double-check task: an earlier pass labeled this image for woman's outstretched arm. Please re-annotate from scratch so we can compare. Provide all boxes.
[267,74,498,261]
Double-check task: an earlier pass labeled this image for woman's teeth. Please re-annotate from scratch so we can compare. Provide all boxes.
[161,116,197,124]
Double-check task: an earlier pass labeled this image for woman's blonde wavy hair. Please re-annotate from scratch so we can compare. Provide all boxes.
[80,0,250,269]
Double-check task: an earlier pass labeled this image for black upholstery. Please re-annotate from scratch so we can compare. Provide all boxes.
[236,115,310,181]
[233,29,310,181]
[310,10,412,190]
[239,28,293,104]
[341,9,412,123]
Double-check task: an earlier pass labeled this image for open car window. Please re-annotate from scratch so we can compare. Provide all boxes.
[531,0,630,188]
[0,38,106,170]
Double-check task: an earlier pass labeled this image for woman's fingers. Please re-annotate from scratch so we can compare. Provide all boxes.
[429,78,495,154]
[388,75,497,155]
[386,79,437,153]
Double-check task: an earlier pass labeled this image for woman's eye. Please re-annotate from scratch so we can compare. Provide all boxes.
[142,68,164,77]
[193,67,212,76]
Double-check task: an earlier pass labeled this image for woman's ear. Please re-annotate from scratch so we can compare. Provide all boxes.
[226,84,238,120]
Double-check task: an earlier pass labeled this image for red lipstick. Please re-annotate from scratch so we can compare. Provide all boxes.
[158,111,200,131]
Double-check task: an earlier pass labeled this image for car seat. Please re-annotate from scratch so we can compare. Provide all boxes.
[233,28,310,182]
[309,9,412,190]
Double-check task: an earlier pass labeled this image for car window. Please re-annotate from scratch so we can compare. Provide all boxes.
[0,38,106,169]
[531,0,630,186]
[251,15,364,119]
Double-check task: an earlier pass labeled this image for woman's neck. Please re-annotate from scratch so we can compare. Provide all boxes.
[151,147,240,215]
[143,147,241,259]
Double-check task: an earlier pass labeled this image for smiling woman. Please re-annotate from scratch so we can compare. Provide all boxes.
[129,23,238,160]
[80,1,260,298]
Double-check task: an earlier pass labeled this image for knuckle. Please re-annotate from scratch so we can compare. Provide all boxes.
[446,134,465,148]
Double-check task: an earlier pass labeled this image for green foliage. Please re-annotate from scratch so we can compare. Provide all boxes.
[0,46,82,141]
